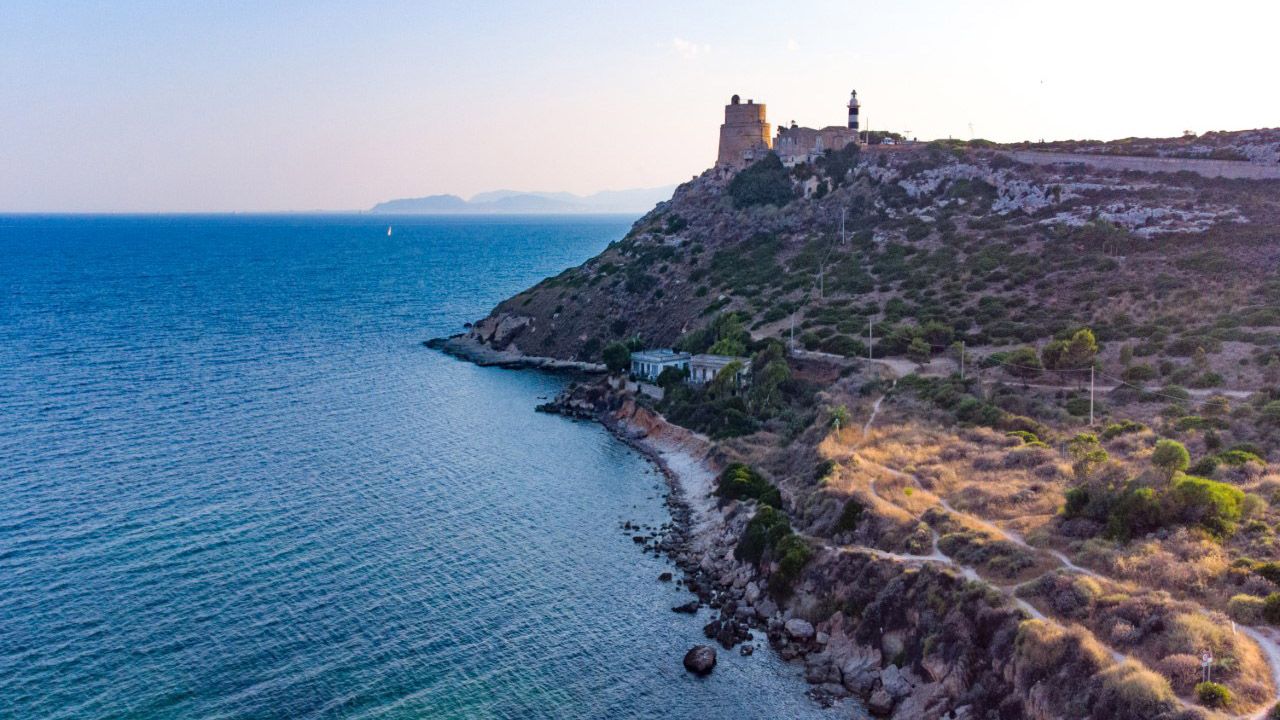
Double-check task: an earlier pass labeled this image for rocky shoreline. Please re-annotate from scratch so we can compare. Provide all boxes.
[436,343,1089,719]
[426,334,607,373]
[528,380,1072,720]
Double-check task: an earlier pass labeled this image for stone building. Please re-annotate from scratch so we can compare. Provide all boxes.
[715,95,771,169]
[774,90,862,166]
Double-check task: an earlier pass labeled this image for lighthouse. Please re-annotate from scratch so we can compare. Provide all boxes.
[847,89,860,133]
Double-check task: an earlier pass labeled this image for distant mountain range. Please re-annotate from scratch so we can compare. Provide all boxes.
[369,186,677,215]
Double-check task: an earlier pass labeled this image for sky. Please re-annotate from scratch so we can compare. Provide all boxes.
[2,0,1278,213]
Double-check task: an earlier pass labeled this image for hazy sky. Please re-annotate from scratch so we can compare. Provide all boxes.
[3,1,1277,212]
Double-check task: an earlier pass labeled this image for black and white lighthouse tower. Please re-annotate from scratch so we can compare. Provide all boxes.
[847,89,860,134]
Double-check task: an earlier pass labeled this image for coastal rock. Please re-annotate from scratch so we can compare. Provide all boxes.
[683,645,717,676]
[784,618,815,642]
[804,654,841,685]
[744,581,761,604]
[840,647,882,696]
[658,571,673,582]
[881,664,913,699]
[868,688,895,716]
[672,601,699,614]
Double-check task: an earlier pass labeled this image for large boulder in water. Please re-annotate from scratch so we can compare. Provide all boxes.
[683,645,717,676]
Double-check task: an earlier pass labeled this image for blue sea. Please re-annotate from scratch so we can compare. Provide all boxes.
[0,215,846,719]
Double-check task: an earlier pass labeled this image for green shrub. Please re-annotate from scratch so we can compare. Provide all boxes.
[1256,562,1280,586]
[1228,594,1267,624]
[716,463,781,507]
[1105,487,1164,541]
[1219,449,1264,466]
[1101,420,1146,440]
[1195,681,1231,708]
[1122,364,1157,383]
[1188,456,1219,477]
[834,497,864,533]
[1266,593,1280,624]
[735,505,791,564]
[728,153,795,208]
[1170,476,1244,536]
[1063,487,1090,519]
[1007,430,1042,445]
[1005,347,1043,377]
[770,533,813,595]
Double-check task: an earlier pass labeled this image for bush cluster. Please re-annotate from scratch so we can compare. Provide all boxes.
[734,504,812,597]
[716,463,782,507]
[728,153,795,208]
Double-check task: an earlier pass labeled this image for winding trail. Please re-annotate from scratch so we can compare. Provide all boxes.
[850,385,1280,718]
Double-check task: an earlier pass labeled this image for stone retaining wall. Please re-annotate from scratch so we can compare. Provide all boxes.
[1004,150,1280,180]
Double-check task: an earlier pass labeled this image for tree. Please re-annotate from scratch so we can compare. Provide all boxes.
[707,313,747,356]
[655,365,686,390]
[907,337,932,365]
[1067,433,1109,480]
[708,360,745,399]
[1006,347,1043,378]
[602,341,631,374]
[1043,329,1098,382]
[829,404,850,432]
[920,321,954,347]
[1119,344,1133,368]
[749,359,790,414]
[1062,329,1099,368]
[1152,439,1191,480]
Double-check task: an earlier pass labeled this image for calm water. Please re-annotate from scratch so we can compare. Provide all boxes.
[0,215,845,719]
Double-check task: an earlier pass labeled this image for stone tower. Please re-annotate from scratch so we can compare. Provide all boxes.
[847,89,860,133]
[716,95,772,169]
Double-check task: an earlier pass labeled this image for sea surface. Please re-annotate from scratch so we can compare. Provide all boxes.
[0,215,851,719]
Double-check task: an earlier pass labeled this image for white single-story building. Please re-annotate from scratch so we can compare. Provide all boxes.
[631,349,691,381]
[689,354,750,386]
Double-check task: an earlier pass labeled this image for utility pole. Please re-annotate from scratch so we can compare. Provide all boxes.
[840,208,847,246]
[1089,366,1095,426]
[868,318,873,363]
[960,341,965,381]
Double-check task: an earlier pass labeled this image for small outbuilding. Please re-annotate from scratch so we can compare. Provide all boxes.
[631,349,691,382]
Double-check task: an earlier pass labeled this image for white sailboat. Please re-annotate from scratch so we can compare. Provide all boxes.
[386,226,392,237]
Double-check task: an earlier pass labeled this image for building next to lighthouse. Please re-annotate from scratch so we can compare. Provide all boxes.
[773,90,862,167]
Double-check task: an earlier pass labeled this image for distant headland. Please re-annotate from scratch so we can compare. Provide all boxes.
[369,186,677,215]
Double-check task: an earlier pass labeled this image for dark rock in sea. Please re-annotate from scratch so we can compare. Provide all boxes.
[740,644,754,656]
[683,645,717,676]
[672,601,699,614]
[632,535,646,543]
[703,619,720,639]
[658,571,672,582]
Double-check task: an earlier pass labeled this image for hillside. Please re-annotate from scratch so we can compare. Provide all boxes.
[442,130,1280,719]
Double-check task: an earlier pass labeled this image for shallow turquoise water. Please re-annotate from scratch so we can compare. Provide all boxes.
[0,215,846,719]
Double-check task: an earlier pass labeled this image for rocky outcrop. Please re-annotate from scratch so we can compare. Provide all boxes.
[683,645,717,675]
